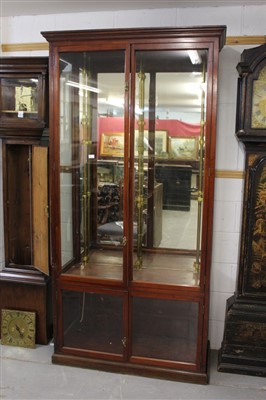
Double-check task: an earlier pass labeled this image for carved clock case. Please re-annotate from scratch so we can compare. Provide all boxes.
[218,44,266,377]
[0,57,52,344]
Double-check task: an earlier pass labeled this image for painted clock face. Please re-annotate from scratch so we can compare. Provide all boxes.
[251,73,266,128]
[1,309,36,348]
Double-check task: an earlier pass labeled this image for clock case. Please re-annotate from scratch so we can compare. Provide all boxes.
[0,57,52,345]
[218,44,266,377]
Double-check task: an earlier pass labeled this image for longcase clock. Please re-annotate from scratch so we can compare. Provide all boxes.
[218,43,266,377]
[0,57,52,345]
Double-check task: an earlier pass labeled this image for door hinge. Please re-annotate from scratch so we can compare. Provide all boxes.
[122,337,127,348]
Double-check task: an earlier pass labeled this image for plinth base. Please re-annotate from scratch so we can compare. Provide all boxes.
[218,295,266,377]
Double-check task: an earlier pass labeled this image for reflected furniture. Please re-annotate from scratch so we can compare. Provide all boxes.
[97,182,162,246]
[155,164,192,211]
[0,57,52,345]
[42,26,226,383]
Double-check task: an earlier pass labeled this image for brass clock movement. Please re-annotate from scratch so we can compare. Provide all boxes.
[1,309,36,348]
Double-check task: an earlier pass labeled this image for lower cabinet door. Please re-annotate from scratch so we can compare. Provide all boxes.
[131,296,199,364]
[62,289,125,357]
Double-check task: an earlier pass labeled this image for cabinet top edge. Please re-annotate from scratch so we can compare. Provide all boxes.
[41,25,227,50]
[0,56,48,63]
[0,57,49,73]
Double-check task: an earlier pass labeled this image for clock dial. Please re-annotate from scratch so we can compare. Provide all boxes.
[251,80,266,128]
[1,309,36,348]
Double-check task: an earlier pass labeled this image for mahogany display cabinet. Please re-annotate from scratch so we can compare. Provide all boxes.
[0,57,52,344]
[42,26,226,383]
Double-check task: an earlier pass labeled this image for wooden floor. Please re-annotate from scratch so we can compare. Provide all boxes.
[65,248,200,286]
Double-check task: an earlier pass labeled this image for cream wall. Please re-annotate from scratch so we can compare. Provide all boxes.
[1,4,266,350]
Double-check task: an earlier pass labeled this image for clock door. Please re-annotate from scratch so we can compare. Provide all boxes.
[3,142,49,273]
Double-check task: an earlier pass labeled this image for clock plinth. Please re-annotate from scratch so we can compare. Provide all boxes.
[218,296,266,377]
[218,43,266,376]
[0,268,52,345]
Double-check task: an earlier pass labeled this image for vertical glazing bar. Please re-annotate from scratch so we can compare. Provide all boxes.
[194,64,206,273]
[135,71,146,269]
[81,65,91,266]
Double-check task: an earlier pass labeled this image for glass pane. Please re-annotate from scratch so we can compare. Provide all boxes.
[60,172,73,266]
[133,49,208,286]
[59,51,125,280]
[0,77,38,119]
[63,290,124,355]
[132,297,198,363]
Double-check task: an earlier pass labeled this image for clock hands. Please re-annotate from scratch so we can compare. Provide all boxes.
[15,324,24,338]
[2,310,36,348]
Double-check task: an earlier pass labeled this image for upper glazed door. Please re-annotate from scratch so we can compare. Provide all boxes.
[130,45,209,287]
[57,42,213,290]
[58,48,128,282]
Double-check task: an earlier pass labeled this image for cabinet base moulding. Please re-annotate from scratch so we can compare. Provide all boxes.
[52,352,208,384]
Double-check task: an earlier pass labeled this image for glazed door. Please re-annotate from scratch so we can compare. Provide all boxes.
[129,46,209,367]
[58,49,128,282]
[130,47,209,286]
[57,48,128,358]
[57,46,210,283]
[56,43,212,366]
